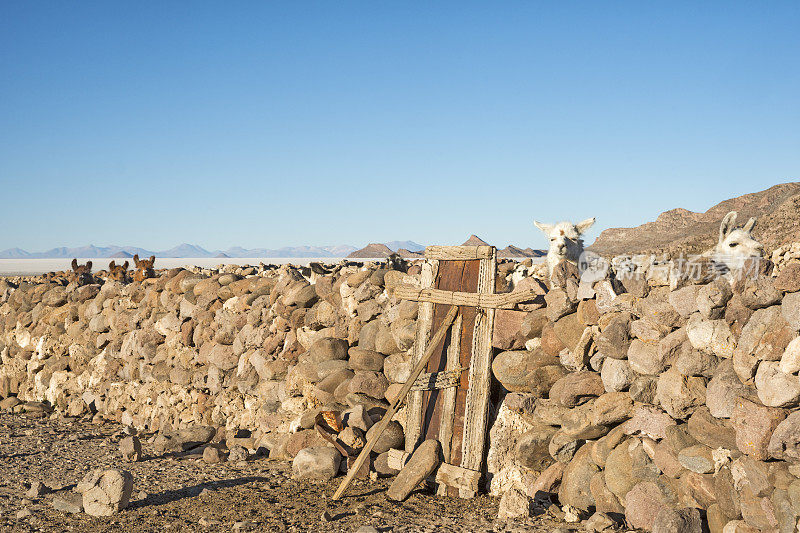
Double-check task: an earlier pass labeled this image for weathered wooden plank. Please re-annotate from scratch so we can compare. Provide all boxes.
[389,285,538,310]
[435,463,481,493]
[421,261,467,451]
[425,245,494,260]
[446,262,480,497]
[418,259,480,497]
[332,305,458,501]
[405,260,437,453]
[436,312,462,496]
[458,251,497,498]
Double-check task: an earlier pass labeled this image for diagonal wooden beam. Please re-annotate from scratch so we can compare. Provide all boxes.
[332,305,459,501]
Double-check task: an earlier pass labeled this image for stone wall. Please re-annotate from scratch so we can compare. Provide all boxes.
[0,262,424,455]
[487,250,800,532]
[2,249,800,532]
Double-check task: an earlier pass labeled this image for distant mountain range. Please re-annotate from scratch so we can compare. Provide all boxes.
[384,241,425,253]
[0,241,424,259]
[0,238,545,260]
[347,235,545,259]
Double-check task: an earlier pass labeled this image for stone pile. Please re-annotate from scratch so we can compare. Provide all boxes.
[1,246,800,531]
[486,249,800,532]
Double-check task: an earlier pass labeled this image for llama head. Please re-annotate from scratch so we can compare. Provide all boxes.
[69,259,94,286]
[108,260,130,283]
[133,254,155,269]
[385,253,409,273]
[712,211,764,271]
[534,217,595,269]
[132,254,156,282]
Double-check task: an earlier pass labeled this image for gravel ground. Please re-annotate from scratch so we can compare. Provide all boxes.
[0,412,572,532]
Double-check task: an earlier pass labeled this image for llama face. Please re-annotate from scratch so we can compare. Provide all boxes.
[69,258,95,286]
[534,217,595,277]
[713,211,764,271]
[385,253,409,273]
[108,260,130,283]
[132,254,156,282]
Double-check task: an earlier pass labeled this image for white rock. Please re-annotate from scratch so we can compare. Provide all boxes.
[686,315,736,359]
[779,337,800,374]
[486,400,535,496]
[601,357,634,392]
[292,447,341,482]
[497,488,534,520]
[755,361,800,407]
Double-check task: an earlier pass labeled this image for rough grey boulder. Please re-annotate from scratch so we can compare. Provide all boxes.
[78,469,134,517]
[387,439,441,501]
[497,488,534,520]
[651,507,702,533]
[769,411,800,462]
[291,446,341,482]
[119,435,142,462]
[600,357,634,392]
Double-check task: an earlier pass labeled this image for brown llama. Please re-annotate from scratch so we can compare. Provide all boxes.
[132,254,156,282]
[108,260,130,283]
[68,259,95,286]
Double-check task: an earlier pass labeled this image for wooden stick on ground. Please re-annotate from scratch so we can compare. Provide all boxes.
[332,305,459,501]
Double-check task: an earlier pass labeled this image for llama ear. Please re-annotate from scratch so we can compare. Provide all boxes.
[122,261,129,270]
[719,211,738,242]
[71,258,78,271]
[109,261,116,269]
[575,217,596,235]
[149,255,155,265]
[534,221,553,235]
[743,217,757,234]
[133,254,140,267]
[86,261,92,271]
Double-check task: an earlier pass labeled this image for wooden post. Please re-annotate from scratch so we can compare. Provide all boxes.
[436,312,462,496]
[405,260,437,452]
[457,249,497,497]
[332,305,459,501]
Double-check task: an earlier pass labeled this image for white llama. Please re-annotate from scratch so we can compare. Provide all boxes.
[709,210,764,272]
[534,217,596,279]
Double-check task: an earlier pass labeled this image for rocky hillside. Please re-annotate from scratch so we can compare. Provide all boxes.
[590,182,800,257]
[347,243,397,258]
[348,242,425,259]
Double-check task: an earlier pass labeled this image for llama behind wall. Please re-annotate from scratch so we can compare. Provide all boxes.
[533,217,595,280]
[708,210,764,272]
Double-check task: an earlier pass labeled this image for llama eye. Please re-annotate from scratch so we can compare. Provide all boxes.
[729,242,739,247]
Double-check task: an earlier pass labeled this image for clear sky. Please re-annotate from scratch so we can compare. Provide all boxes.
[1,2,798,252]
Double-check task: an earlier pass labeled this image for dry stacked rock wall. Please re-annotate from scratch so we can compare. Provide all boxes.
[487,250,800,532]
[0,262,421,460]
[2,248,800,532]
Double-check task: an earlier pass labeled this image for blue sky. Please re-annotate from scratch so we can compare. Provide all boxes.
[1,2,798,252]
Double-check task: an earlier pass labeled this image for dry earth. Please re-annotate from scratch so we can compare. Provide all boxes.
[0,412,572,533]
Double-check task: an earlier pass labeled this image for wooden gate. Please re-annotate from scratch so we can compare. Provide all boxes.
[386,245,537,498]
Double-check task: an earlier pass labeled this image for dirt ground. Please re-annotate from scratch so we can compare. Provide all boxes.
[0,412,573,532]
